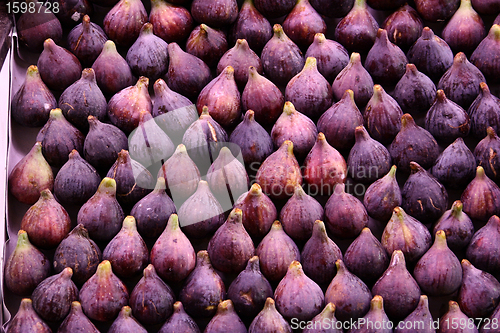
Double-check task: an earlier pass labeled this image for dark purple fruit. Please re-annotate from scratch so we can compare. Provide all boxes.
[204,300,247,333]
[363,165,401,222]
[461,166,500,222]
[382,5,423,51]
[190,0,239,27]
[282,0,326,49]
[466,215,500,278]
[4,299,51,333]
[103,0,147,47]
[433,200,474,252]
[439,300,479,333]
[186,24,228,68]
[108,306,147,333]
[392,64,436,116]
[349,295,392,333]
[475,127,500,183]
[414,0,460,21]
[248,298,292,333]
[17,3,62,52]
[150,0,193,43]
[396,295,435,333]
[229,0,272,53]
[158,302,201,333]
[471,25,500,84]
[303,303,343,333]
[58,301,100,333]
[310,0,354,17]
[67,15,107,67]
[253,0,295,18]
[305,33,349,82]
[469,82,500,138]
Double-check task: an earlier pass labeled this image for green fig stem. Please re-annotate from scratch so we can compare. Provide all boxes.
[49,108,64,120]
[96,260,113,278]
[354,0,367,8]
[312,220,329,243]
[476,166,486,179]
[271,220,283,231]
[71,301,83,313]
[487,126,497,138]
[167,214,180,231]
[26,65,40,79]
[227,208,243,224]
[335,259,345,273]
[197,250,212,266]
[153,177,167,191]
[273,24,286,40]
[401,113,416,128]
[217,300,235,314]
[293,185,307,198]
[287,260,304,277]
[388,165,397,178]
[458,0,473,10]
[449,300,461,313]
[140,22,154,35]
[174,144,188,155]
[201,106,210,116]
[343,89,356,105]
[314,33,326,44]
[15,230,31,250]
[121,216,138,232]
[434,230,448,248]
[304,57,318,71]
[282,140,295,156]
[136,76,149,90]
[222,66,235,79]
[199,24,209,37]
[97,177,117,196]
[350,52,361,65]
[282,101,296,116]
[120,306,133,318]
[450,200,464,218]
[103,40,117,54]
[370,295,384,311]
[249,183,263,196]
[244,110,256,122]
[39,188,54,200]
[490,24,500,41]
[320,303,336,318]
[248,66,258,79]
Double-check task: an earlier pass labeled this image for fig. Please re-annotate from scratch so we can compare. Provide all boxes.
[241,66,285,126]
[363,165,402,222]
[107,76,153,134]
[310,0,354,17]
[382,5,423,51]
[32,267,78,322]
[108,306,147,333]
[158,302,201,333]
[129,264,175,325]
[469,82,500,138]
[229,0,273,53]
[190,0,239,27]
[334,0,379,54]
[102,216,149,278]
[481,303,500,332]
[233,183,277,239]
[204,300,247,333]
[255,140,303,200]
[186,24,228,68]
[305,33,349,82]
[280,185,324,242]
[392,64,437,115]
[248,298,292,333]
[77,177,124,242]
[431,137,476,189]
[344,227,390,285]
[255,220,301,281]
[16,2,62,52]
[37,38,82,91]
[367,0,405,10]
[458,259,500,318]
[396,295,435,333]
[253,0,295,17]
[433,200,474,252]
[196,66,241,128]
[8,141,54,205]
[381,207,432,263]
[388,113,440,173]
[20,189,71,249]
[414,230,463,296]
[261,24,304,86]
[217,39,263,89]
[466,215,500,278]
[317,89,364,150]
[103,0,147,47]
[471,24,500,84]
[126,22,169,81]
[67,15,107,67]
[57,301,100,333]
[4,230,51,296]
[372,250,421,320]
[177,180,225,239]
[414,0,460,21]
[302,303,343,333]
[166,42,212,100]
[150,214,196,283]
[402,161,449,224]
[53,224,102,286]
[461,166,500,222]
[55,0,92,27]
[364,29,408,86]
[348,125,391,183]
[11,65,56,127]
[150,0,193,43]
[407,27,454,82]
[84,115,129,172]
[227,256,274,320]
[331,53,374,108]
[475,127,500,183]
[4,299,51,333]
[229,110,274,167]
[473,0,500,13]
[91,40,135,96]
[347,295,392,333]
[179,250,226,318]
[325,259,372,321]
[282,0,327,49]
[439,300,479,333]
[324,183,369,239]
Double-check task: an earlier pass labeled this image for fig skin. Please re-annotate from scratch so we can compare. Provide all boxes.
[382,5,423,52]
[186,24,228,68]
[372,250,422,320]
[347,295,392,333]
[433,200,474,252]
[325,259,372,322]
[67,15,107,67]
[461,166,500,222]
[179,250,226,318]
[392,64,437,115]
[37,38,82,91]
[310,0,355,17]
[469,82,500,138]
[57,301,100,333]
[4,299,52,333]
[32,267,78,322]
[282,0,327,49]
[227,256,274,320]
[363,165,402,222]
[475,127,500,183]
[79,260,129,322]
[344,227,390,285]
[305,33,349,82]
[158,302,201,333]
[431,137,476,189]
[331,53,374,108]
[4,230,51,296]
[16,3,62,52]
[150,214,196,283]
[204,300,247,333]
[471,25,500,84]
[248,298,292,333]
[8,142,54,205]
[439,300,479,333]
[129,264,175,325]
[103,0,148,47]
[190,0,239,27]
[53,224,102,286]
[274,260,325,321]
[55,0,93,27]
[414,0,460,21]
[150,0,193,44]
[303,303,343,333]
[466,215,500,278]
[11,65,57,127]
[20,189,71,249]
[473,0,500,13]
[108,306,147,333]
[396,295,436,333]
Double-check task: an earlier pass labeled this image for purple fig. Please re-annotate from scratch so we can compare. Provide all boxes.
[282,0,326,49]
[433,200,474,252]
[466,215,500,278]
[55,0,92,27]
[158,302,201,333]
[392,64,437,115]
[471,24,500,84]
[17,2,62,52]
[204,300,247,333]
[469,82,500,138]
[310,0,354,17]
[475,127,500,183]
[229,0,273,52]
[150,0,193,43]
[461,166,500,222]
[481,302,500,332]
[190,0,239,27]
[347,295,392,333]
[4,299,51,333]
[302,303,343,333]
[108,306,147,333]
[248,298,292,333]
[58,301,100,333]
[186,24,228,68]
[396,295,436,333]
[472,0,500,13]
[439,300,479,333]
[67,15,107,67]
[382,5,423,51]
[103,0,147,47]
[305,33,349,82]
[414,0,460,21]
[363,165,402,222]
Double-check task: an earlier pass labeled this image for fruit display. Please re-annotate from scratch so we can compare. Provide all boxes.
[6,0,500,332]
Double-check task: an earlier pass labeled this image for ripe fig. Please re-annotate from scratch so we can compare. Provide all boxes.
[179,250,226,318]
[466,215,500,278]
[305,33,349,82]
[204,300,247,333]
[103,0,147,47]
[108,306,147,333]
[58,301,100,333]
[8,141,53,205]
[396,295,435,333]
[129,264,175,325]
[461,166,500,222]
[255,140,303,200]
[363,165,402,222]
[4,299,51,333]
[150,214,196,283]
[472,0,500,13]
[382,5,423,51]
[55,0,92,27]
[471,24,500,84]
[433,200,474,252]
[21,189,71,249]
[217,39,263,89]
[475,127,500,183]
[150,0,193,43]
[227,256,274,320]
[17,2,62,52]
[191,0,239,27]
[481,302,500,332]
[92,40,135,96]
[186,24,228,68]
[37,38,82,91]
[331,53,374,108]
[282,0,326,49]
[392,64,436,115]
[325,259,372,321]
[255,220,301,281]
[261,24,304,86]
[53,224,102,286]
[310,0,354,17]
[469,82,500,138]
[372,250,421,320]
[303,303,343,333]
[32,267,78,322]
[67,15,107,67]
[439,300,479,333]
[347,295,392,333]
[158,302,201,333]
[414,0,460,21]
[11,65,56,127]
[248,298,292,333]
[77,177,124,242]
[4,230,51,296]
